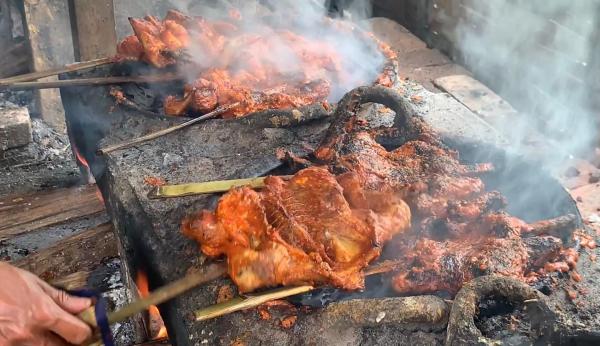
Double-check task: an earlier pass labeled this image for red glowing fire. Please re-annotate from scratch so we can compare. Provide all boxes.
[136,271,168,340]
[72,145,104,203]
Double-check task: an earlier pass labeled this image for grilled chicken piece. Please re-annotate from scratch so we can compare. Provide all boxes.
[391,212,570,295]
[117,10,190,67]
[182,167,411,293]
[117,10,395,117]
[312,86,579,296]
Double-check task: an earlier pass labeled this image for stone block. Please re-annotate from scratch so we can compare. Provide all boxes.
[0,104,32,151]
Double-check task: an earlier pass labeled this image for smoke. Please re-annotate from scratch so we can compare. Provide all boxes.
[125,0,385,101]
[449,0,599,172]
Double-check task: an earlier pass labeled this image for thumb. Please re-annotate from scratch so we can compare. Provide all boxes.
[38,281,92,314]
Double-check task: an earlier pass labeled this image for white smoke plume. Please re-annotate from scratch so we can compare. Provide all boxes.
[449,0,599,171]
[115,0,385,101]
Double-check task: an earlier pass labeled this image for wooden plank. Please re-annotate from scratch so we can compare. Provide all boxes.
[0,184,105,238]
[433,74,518,122]
[49,270,92,290]
[71,0,117,61]
[12,222,116,284]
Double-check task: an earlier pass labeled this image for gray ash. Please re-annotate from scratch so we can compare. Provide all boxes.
[475,296,534,344]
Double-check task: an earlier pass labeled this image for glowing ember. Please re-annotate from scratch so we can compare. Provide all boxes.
[136,271,168,340]
[143,176,167,187]
[73,146,96,185]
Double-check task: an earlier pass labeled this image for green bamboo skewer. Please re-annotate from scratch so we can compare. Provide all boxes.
[148,175,293,199]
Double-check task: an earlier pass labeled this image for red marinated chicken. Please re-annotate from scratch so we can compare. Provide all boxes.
[182,167,411,293]
[117,10,396,117]
[312,86,581,295]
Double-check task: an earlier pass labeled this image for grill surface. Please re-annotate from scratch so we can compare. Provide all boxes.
[59,64,600,345]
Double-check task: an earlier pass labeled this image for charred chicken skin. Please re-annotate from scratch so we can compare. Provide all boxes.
[117,10,396,118]
[313,86,580,295]
[182,167,411,293]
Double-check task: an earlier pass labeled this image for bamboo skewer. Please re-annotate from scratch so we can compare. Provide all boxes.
[78,263,227,328]
[78,259,402,344]
[148,175,293,199]
[0,57,113,85]
[193,259,404,322]
[97,103,240,155]
[195,285,314,321]
[0,74,182,90]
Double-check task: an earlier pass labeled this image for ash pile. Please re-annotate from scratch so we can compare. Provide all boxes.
[0,100,81,196]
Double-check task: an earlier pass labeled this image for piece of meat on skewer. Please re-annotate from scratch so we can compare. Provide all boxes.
[391,213,573,296]
[117,10,396,118]
[182,167,411,293]
[312,86,581,296]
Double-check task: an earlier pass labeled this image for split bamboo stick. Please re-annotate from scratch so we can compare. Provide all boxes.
[0,57,113,85]
[1,74,181,90]
[149,175,293,199]
[97,103,239,155]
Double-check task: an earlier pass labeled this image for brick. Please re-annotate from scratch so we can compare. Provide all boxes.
[368,17,427,54]
[0,105,32,151]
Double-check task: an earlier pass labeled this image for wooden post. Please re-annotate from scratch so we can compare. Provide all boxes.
[22,0,75,131]
[70,0,117,61]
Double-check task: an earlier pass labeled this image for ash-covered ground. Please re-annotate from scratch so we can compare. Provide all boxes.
[0,98,81,196]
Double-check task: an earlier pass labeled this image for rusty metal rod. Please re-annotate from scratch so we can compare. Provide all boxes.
[96,103,239,155]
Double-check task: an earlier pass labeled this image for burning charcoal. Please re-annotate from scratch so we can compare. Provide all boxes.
[447,276,555,346]
[280,315,297,329]
[522,236,562,270]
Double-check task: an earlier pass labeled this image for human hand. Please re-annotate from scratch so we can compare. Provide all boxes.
[0,262,93,346]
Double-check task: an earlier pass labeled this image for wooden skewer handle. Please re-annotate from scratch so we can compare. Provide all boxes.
[0,57,113,85]
[1,74,181,90]
[77,263,227,327]
[78,307,98,327]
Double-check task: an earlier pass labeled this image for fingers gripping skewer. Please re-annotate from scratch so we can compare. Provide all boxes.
[78,263,227,345]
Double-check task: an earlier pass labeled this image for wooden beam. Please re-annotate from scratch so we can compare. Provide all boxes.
[71,0,117,61]
[0,184,105,239]
[12,222,117,285]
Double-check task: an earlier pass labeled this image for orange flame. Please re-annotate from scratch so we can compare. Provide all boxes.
[136,271,168,340]
[72,145,104,203]
[73,145,97,185]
